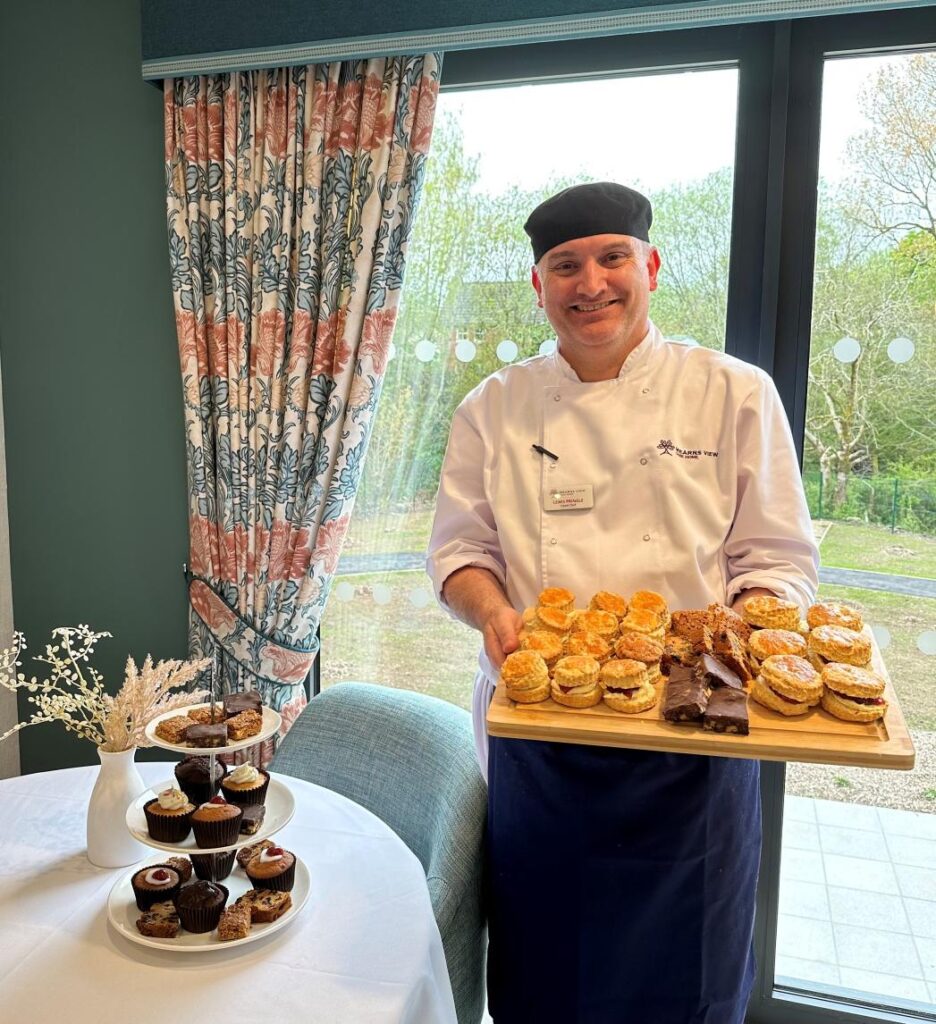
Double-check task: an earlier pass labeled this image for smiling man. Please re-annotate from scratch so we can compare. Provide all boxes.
[427,182,819,1023]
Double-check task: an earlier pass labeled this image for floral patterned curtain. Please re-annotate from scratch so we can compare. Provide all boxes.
[164,56,441,763]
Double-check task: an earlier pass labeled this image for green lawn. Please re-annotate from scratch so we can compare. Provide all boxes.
[816,520,936,578]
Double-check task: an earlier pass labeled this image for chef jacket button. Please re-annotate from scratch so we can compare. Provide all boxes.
[553,394,561,402]
[640,457,648,465]
[641,387,650,395]
[550,537,558,546]
[643,534,651,542]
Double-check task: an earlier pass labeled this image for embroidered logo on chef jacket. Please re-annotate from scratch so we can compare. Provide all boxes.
[657,439,719,460]
[544,485,594,511]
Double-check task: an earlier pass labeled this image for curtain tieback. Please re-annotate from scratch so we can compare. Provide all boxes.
[186,574,319,687]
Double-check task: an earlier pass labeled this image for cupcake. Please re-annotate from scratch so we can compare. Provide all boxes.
[191,796,243,849]
[190,850,237,881]
[245,845,296,892]
[131,863,182,910]
[174,755,227,805]
[143,787,195,843]
[220,762,270,807]
[175,880,229,933]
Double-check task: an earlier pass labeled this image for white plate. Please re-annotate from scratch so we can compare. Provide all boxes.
[145,702,282,754]
[126,777,295,853]
[107,854,310,953]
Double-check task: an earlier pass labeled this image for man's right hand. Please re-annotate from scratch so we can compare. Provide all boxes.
[482,606,525,671]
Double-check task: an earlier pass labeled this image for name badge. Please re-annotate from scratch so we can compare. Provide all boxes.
[544,484,594,511]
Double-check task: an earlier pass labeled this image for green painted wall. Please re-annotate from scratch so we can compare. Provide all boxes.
[0,0,190,773]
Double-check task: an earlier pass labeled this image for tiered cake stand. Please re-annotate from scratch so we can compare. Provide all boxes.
[107,702,310,952]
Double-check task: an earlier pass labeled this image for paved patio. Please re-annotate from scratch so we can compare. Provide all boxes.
[779,795,936,1011]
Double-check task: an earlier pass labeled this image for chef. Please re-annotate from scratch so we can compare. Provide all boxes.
[427,182,819,1023]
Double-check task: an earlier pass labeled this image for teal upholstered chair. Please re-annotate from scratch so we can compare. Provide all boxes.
[271,682,488,1024]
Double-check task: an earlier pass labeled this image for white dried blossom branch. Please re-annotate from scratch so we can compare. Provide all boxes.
[0,626,211,752]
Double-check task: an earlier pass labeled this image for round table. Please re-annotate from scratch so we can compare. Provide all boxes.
[0,763,457,1024]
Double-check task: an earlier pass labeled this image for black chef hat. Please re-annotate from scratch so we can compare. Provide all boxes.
[524,182,653,262]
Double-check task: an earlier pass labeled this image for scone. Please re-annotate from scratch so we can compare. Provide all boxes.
[820,663,888,722]
[740,595,801,631]
[807,624,872,669]
[573,609,619,641]
[629,590,670,631]
[747,628,807,670]
[599,659,658,713]
[519,629,565,670]
[613,633,664,684]
[618,608,665,642]
[500,650,551,703]
[550,656,602,708]
[807,600,863,633]
[750,654,822,716]
[531,606,575,636]
[537,587,575,613]
[588,590,628,619]
[565,630,613,664]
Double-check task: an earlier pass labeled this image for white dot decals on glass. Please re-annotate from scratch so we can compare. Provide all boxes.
[414,339,437,363]
[887,336,915,364]
[408,588,431,609]
[917,631,936,656]
[539,338,557,356]
[496,339,518,363]
[870,624,891,650]
[372,583,392,606]
[454,340,476,363]
[334,581,354,602]
[832,336,861,364]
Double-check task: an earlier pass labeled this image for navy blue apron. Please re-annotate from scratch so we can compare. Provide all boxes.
[486,737,761,1024]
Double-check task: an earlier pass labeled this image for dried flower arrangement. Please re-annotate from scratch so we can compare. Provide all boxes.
[0,625,211,752]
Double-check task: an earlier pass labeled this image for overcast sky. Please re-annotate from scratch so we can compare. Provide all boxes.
[441,53,909,195]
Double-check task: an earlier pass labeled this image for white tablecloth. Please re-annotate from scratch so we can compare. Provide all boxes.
[0,763,457,1024]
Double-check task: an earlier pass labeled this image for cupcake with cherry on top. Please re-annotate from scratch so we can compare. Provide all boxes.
[131,863,182,911]
[190,795,243,848]
[244,845,296,892]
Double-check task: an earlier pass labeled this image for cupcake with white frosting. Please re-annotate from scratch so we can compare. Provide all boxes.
[131,863,182,910]
[143,786,196,843]
[220,762,270,807]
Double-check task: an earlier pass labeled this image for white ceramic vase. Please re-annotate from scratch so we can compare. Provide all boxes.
[86,747,147,868]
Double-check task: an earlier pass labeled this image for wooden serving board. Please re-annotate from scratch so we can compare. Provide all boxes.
[487,630,915,770]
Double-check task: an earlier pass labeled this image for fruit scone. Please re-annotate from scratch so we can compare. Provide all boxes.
[500,650,551,704]
[750,654,822,716]
[807,600,863,633]
[599,659,658,714]
[820,663,888,723]
[807,624,872,673]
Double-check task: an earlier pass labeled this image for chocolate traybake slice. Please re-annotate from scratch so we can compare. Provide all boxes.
[662,665,708,723]
[695,653,743,691]
[702,687,750,735]
[223,689,263,718]
[185,722,228,747]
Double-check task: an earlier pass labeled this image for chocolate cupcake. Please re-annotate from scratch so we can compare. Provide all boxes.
[131,863,182,910]
[143,787,195,843]
[190,850,237,881]
[191,796,243,849]
[244,846,296,892]
[175,880,229,933]
[174,755,227,805]
[220,763,270,807]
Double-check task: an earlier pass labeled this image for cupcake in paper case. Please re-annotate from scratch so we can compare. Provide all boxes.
[245,846,296,892]
[190,850,237,881]
[143,787,195,843]
[219,762,270,807]
[174,755,227,805]
[190,796,243,849]
[175,880,229,934]
[131,863,183,911]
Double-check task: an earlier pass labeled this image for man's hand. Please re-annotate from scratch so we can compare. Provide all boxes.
[482,606,525,671]
[441,566,523,671]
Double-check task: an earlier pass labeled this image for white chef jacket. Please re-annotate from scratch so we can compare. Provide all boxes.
[426,321,819,770]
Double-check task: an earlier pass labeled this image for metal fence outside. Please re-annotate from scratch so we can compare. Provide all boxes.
[803,473,936,535]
